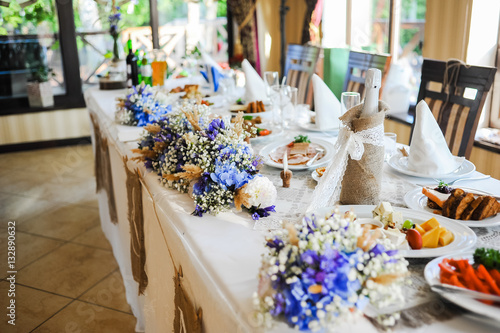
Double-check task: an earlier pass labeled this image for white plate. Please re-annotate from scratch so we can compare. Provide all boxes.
[388,152,475,179]
[424,252,500,322]
[404,187,500,227]
[311,170,321,182]
[260,138,335,171]
[249,126,283,143]
[307,205,477,258]
[297,120,339,133]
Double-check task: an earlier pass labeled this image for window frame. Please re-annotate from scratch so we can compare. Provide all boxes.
[0,0,85,116]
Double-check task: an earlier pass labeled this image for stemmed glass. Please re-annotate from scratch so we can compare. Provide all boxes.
[271,85,297,129]
[264,71,279,100]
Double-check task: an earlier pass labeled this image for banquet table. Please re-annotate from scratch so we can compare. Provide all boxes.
[85,81,500,333]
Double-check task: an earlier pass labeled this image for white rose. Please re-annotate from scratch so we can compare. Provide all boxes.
[243,176,277,207]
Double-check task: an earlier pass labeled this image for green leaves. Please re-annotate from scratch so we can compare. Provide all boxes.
[294,135,311,143]
[474,248,500,271]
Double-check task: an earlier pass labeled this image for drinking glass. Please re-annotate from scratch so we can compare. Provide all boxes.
[264,71,279,97]
[271,85,297,129]
[151,49,167,86]
[384,132,397,161]
[341,92,361,116]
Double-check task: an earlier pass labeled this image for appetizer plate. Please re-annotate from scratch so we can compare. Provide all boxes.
[249,126,283,143]
[229,104,273,117]
[311,170,321,182]
[260,138,335,171]
[297,119,339,134]
[424,252,500,322]
[308,205,477,258]
[388,146,475,179]
[404,187,500,227]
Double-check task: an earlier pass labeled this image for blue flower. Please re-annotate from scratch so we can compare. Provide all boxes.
[205,118,225,140]
[210,160,251,190]
[248,205,276,220]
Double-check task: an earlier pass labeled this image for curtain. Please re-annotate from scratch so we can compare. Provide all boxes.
[301,0,319,44]
[227,0,258,68]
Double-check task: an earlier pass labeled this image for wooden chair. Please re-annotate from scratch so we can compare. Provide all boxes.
[284,44,321,105]
[343,51,392,99]
[412,59,496,159]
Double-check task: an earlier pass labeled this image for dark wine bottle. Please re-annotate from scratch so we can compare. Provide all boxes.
[126,35,139,87]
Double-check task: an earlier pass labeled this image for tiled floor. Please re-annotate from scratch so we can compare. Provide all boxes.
[0,145,136,332]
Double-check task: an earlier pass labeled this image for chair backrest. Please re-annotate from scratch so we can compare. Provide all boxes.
[343,51,392,99]
[412,59,496,158]
[284,44,321,105]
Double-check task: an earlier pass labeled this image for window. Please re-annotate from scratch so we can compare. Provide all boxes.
[0,0,83,115]
[1,0,229,114]
[322,0,426,106]
[0,0,66,98]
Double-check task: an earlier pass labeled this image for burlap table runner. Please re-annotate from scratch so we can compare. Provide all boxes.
[123,157,148,295]
[90,113,118,224]
[339,101,389,204]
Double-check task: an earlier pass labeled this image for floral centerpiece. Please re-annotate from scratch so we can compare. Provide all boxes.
[254,208,409,331]
[116,84,173,126]
[133,102,277,219]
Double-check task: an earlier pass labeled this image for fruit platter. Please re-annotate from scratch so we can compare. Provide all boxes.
[310,204,476,258]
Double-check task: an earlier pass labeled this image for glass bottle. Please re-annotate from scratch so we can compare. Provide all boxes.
[125,35,139,87]
[141,51,152,86]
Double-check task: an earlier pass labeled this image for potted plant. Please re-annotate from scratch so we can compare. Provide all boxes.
[26,66,54,108]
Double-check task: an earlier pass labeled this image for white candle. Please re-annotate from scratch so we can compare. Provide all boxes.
[362,68,381,116]
[283,151,288,172]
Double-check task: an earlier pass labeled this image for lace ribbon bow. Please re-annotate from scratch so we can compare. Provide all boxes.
[307,123,384,211]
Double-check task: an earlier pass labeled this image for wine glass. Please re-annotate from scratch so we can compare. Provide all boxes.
[264,71,279,98]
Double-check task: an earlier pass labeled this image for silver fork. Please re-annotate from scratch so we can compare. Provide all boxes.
[306,148,325,167]
[433,175,491,185]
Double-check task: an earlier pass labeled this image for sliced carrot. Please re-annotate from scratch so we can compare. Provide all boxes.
[439,263,456,278]
[489,269,500,286]
[477,265,500,296]
[449,275,465,288]
[465,265,490,294]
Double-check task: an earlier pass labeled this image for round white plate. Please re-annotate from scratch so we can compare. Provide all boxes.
[307,205,477,258]
[229,105,273,117]
[388,153,475,179]
[404,187,500,227]
[249,126,283,143]
[424,252,500,322]
[260,138,335,171]
[297,120,339,133]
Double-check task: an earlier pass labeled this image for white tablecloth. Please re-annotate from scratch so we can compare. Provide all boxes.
[85,85,500,333]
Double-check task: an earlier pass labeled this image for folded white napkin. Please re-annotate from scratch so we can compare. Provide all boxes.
[312,74,341,130]
[407,100,464,175]
[242,59,267,101]
[201,51,223,72]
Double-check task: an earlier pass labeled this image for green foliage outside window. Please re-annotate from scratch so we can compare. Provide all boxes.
[0,0,57,35]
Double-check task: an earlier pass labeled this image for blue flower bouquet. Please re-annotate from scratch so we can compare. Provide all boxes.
[254,208,409,331]
[133,102,277,219]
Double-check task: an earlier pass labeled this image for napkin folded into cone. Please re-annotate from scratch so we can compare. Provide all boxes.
[200,65,225,93]
[312,74,341,130]
[201,51,223,72]
[242,59,267,101]
[407,100,464,175]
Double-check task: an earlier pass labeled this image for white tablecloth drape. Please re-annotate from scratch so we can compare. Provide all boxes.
[85,85,500,333]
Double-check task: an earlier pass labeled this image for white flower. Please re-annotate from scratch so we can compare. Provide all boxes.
[243,176,277,207]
